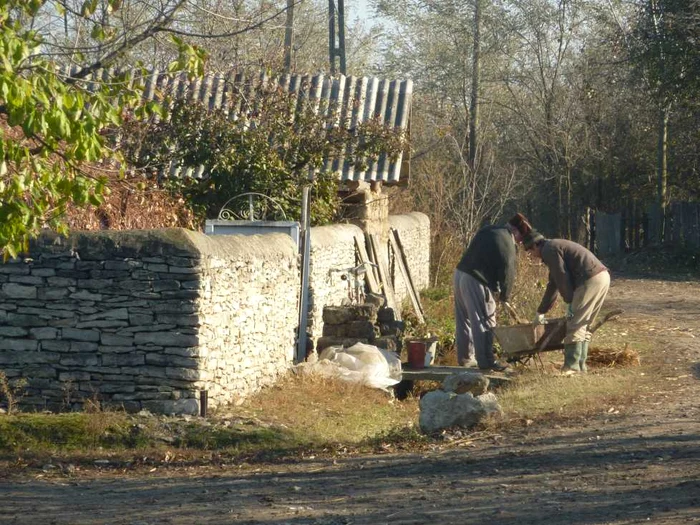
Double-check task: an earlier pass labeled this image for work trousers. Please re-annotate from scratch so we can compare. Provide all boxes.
[453,270,497,368]
[565,270,611,344]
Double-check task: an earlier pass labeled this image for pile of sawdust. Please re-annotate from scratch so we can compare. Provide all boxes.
[588,343,640,368]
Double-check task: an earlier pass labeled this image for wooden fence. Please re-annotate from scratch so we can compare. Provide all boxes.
[588,202,700,255]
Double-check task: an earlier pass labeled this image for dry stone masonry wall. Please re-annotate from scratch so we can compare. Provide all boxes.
[0,229,298,414]
[0,213,429,415]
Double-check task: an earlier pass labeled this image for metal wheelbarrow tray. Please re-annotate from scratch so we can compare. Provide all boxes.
[492,309,623,362]
[492,318,567,359]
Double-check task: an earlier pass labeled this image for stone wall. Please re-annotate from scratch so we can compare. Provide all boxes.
[389,213,432,303]
[0,229,298,414]
[307,224,365,342]
[305,212,431,343]
[0,214,429,414]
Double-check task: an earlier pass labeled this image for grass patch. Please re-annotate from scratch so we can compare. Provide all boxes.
[237,374,419,444]
[0,412,137,454]
[498,366,651,423]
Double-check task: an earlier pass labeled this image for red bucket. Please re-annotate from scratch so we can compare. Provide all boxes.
[407,340,427,369]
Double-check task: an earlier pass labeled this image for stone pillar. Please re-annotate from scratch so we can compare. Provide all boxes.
[339,181,389,245]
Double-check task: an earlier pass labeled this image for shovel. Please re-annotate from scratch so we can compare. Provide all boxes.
[503,302,528,325]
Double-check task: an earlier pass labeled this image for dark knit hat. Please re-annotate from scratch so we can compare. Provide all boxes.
[507,212,533,237]
[522,230,545,250]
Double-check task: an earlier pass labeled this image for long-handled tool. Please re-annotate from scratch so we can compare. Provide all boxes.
[503,302,528,325]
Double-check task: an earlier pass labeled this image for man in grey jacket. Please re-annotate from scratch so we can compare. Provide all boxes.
[523,231,610,374]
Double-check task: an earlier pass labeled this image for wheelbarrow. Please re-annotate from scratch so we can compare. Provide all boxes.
[493,309,623,366]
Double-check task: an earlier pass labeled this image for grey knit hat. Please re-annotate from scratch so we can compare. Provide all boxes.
[523,230,545,250]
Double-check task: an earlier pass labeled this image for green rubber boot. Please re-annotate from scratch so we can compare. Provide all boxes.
[579,341,590,372]
[562,342,582,374]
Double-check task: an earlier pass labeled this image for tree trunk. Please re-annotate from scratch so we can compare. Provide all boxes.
[656,104,669,242]
[468,0,482,171]
[557,175,563,237]
[565,166,572,239]
[283,0,295,72]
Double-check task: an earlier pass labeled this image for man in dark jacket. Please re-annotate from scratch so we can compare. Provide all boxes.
[523,231,610,374]
[454,223,520,371]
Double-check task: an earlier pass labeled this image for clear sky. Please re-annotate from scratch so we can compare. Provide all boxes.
[347,0,372,25]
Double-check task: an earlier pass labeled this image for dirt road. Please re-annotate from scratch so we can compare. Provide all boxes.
[2,276,700,525]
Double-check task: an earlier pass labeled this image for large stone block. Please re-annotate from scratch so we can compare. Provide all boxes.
[322,305,378,325]
[152,280,181,292]
[165,367,200,381]
[2,283,37,299]
[141,398,199,416]
[10,276,44,285]
[0,339,39,351]
[0,264,30,275]
[30,268,57,277]
[59,371,92,381]
[0,326,28,337]
[47,276,77,287]
[441,372,490,396]
[24,366,58,379]
[102,354,145,367]
[419,391,502,433]
[145,354,199,368]
[38,288,69,300]
[120,366,167,378]
[98,345,135,354]
[70,290,103,301]
[62,328,100,342]
[82,308,129,321]
[76,320,129,329]
[29,327,59,340]
[135,332,198,347]
[101,333,134,346]
[60,353,99,367]
[40,340,71,352]
[155,314,199,326]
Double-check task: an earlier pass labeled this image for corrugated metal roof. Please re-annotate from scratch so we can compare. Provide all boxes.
[76,68,412,183]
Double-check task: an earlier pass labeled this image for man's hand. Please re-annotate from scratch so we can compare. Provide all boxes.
[533,313,546,325]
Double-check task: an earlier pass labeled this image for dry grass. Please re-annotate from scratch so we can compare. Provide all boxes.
[237,373,419,444]
[588,344,641,368]
[64,175,200,231]
[497,365,651,423]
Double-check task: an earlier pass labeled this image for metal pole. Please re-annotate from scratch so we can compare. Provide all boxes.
[328,0,336,75]
[199,390,208,417]
[297,186,312,363]
[337,0,346,75]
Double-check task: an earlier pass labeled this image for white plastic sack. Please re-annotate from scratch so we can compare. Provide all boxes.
[312,342,402,390]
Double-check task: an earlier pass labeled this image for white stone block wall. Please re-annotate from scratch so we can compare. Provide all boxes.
[193,232,299,409]
[388,213,432,304]
[307,224,364,341]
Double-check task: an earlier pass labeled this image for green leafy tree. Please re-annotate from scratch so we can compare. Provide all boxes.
[0,0,205,259]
